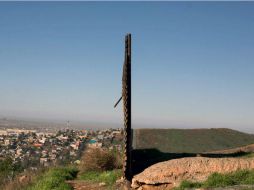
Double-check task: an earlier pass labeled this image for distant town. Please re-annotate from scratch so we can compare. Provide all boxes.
[0,117,123,171]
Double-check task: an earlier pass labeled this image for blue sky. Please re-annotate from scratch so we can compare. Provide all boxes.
[0,2,254,131]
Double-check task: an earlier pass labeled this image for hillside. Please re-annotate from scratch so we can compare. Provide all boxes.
[133,128,254,153]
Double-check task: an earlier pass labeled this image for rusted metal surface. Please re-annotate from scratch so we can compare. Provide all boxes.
[122,34,132,182]
[114,34,132,183]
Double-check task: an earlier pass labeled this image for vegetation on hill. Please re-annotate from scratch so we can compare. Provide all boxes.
[79,170,122,187]
[26,167,78,190]
[175,169,254,190]
[0,157,24,186]
[79,148,122,172]
[133,128,254,153]
[2,165,120,190]
[78,147,123,189]
[0,144,123,190]
[0,166,77,190]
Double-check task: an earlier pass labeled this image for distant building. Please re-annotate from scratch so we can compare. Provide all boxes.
[33,143,43,147]
[88,142,102,148]
[88,139,97,144]
[4,139,10,145]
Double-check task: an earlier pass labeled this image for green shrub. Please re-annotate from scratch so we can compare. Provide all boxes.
[26,167,78,190]
[176,169,254,189]
[174,180,201,190]
[203,172,235,187]
[79,169,121,187]
[203,170,254,187]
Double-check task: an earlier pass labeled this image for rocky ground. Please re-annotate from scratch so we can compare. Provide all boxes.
[131,157,254,190]
[187,185,254,190]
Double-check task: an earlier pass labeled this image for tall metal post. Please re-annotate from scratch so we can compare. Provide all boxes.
[114,34,132,184]
[122,33,132,182]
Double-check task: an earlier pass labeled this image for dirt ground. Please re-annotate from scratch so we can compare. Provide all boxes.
[66,180,127,190]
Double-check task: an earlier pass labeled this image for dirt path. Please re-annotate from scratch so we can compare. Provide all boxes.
[66,180,107,190]
[66,180,127,190]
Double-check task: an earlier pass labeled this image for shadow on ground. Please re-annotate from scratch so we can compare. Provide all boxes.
[132,148,250,175]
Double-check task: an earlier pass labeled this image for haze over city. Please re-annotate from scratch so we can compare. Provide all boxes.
[0,2,254,132]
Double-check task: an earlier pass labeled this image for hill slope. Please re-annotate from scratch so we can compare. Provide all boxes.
[133,128,254,153]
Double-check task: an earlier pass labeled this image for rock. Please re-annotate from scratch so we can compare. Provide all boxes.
[99,182,106,186]
[116,177,125,184]
[137,184,173,190]
[19,175,29,183]
[74,160,81,165]
[132,157,254,189]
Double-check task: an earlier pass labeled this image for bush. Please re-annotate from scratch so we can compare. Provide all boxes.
[26,167,78,190]
[80,148,122,172]
[203,170,254,187]
[203,172,236,187]
[0,157,26,189]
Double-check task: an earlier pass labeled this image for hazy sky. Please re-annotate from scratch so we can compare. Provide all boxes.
[0,2,254,131]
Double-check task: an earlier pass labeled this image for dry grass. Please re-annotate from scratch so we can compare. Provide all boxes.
[1,168,46,190]
[79,148,122,172]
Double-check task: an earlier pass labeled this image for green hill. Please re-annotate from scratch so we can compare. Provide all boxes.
[133,128,254,153]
